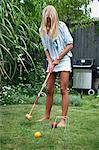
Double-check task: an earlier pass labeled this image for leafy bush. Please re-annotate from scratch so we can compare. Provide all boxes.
[0,84,45,105]
[53,93,82,107]
[69,95,82,106]
[0,84,29,105]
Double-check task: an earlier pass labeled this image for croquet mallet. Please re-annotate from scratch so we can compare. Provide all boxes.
[25,72,50,121]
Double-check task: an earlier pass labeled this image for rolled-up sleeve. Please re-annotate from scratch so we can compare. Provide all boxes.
[62,22,73,45]
[41,36,47,51]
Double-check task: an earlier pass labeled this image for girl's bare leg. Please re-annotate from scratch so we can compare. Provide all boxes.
[38,72,56,121]
[57,71,69,127]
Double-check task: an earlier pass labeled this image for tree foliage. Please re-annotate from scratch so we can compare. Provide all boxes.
[19,0,92,28]
[0,0,42,86]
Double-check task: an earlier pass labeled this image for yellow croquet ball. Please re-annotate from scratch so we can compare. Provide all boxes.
[34,132,42,138]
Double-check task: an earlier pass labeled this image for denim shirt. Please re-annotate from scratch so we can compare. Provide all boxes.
[41,21,73,61]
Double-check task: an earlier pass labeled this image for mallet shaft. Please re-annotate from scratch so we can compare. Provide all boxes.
[29,72,50,115]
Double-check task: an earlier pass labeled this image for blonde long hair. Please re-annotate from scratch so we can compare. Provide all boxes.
[39,5,59,39]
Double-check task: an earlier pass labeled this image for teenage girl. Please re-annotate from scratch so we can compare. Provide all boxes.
[39,5,73,127]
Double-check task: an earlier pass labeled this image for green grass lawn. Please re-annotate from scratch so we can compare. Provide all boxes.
[0,95,99,150]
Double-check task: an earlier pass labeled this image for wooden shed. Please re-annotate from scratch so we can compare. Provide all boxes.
[72,21,99,66]
[71,21,99,92]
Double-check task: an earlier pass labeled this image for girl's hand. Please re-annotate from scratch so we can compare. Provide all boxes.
[47,62,55,73]
[47,56,61,73]
[52,58,60,66]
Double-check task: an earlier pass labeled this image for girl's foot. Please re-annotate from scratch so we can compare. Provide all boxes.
[57,121,66,127]
[37,116,50,122]
[57,118,66,127]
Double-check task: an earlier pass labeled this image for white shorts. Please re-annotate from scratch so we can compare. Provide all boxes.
[47,57,72,72]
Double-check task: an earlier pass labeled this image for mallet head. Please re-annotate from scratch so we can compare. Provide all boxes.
[25,113,32,121]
